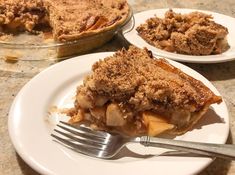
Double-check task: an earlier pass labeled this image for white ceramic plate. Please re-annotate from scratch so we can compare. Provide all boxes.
[123,8,235,63]
[8,52,229,175]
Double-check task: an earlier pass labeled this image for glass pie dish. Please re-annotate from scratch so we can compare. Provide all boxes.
[0,8,133,61]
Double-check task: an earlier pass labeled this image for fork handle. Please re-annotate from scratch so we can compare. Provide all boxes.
[139,136,235,160]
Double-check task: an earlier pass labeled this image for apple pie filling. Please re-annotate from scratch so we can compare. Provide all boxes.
[67,46,222,136]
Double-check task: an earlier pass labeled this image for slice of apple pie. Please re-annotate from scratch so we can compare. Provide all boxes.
[136,9,229,55]
[67,46,222,136]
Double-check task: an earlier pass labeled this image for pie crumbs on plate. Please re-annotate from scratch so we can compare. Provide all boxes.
[136,9,229,55]
[67,46,222,136]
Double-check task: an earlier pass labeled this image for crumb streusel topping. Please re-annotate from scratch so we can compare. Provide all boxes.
[85,46,221,112]
[136,9,229,55]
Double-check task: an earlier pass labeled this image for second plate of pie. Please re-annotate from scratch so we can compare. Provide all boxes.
[122,8,235,63]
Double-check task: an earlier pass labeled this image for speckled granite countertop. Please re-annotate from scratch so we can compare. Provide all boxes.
[1,0,235,174]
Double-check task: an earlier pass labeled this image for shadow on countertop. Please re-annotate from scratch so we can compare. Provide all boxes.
[198,130,233,175]
[16,154,40,175]
[185,60,235,81]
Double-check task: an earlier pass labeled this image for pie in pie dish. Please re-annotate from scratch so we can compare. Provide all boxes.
[0,0,130,57]
[67,46,222,136]
[136,9,229,55]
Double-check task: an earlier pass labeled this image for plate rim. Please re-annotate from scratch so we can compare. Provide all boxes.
[122,8,235,63]
[8,52,230,175]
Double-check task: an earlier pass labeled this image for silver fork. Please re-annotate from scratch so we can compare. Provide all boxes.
[51,121,235,160]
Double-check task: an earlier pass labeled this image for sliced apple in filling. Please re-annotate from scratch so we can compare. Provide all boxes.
[106,103,126,126]
[143,111,175,136]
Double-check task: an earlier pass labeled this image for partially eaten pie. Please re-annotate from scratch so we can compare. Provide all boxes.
[67,46,222,136]
[136,9,229,55]
[0,0,130,57]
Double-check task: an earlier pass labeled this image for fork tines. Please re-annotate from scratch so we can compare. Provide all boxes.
[51,121,110,158]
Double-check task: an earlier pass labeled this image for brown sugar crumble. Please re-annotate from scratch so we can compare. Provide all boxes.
[85,46,221,112]
[0,0,47,34]
[136,9,229,55]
